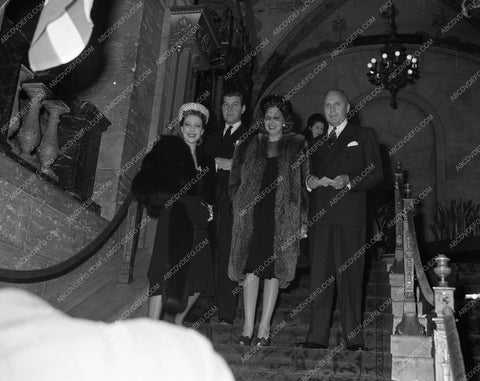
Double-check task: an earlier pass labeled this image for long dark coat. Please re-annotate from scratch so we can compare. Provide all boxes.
[228,132,309,288]
[131,135,215,312]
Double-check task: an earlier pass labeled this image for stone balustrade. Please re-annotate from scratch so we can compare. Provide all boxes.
[9,82,69,182]
[2,76,110,204]
[388,164,464,380]
[37,100,70,180]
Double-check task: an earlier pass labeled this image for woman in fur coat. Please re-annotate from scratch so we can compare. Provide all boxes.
[229,95,309,346]
[132,103,215,325]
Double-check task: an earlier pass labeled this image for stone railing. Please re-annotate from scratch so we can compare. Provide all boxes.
[390,162,405,274]
[0,1,110,204]
[389,163,466,381]
[9,81,69,180]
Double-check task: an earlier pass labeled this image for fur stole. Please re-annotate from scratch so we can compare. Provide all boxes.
[131,135,198,218]
[229,133,308,288]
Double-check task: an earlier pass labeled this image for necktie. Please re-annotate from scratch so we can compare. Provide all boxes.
[327,126,337,147]
[224,125,233,137]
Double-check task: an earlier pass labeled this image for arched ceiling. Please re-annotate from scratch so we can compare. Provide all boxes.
[249,0,480,103]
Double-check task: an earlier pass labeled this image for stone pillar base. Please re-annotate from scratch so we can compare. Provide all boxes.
[391,335,434,381]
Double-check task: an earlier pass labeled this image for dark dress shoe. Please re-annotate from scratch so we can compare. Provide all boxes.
[297,341,327,349]
[218,319,233,325]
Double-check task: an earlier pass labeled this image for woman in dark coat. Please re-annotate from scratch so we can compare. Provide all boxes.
[228,95,309,346]
[132,103,215,325]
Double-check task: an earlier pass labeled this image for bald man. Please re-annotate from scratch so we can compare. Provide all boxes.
[299,89,383,350]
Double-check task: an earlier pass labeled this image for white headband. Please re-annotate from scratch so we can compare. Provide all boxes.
[178,103,209,123]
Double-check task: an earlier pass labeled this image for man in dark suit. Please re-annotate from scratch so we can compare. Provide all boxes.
[299,89,383,350]
[205,90,249,324]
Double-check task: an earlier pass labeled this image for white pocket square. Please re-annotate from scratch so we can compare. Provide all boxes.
[347,141,358,147]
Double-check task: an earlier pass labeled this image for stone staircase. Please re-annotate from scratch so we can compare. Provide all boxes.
[66,249,395,380]
[67,247,151,321]
[193,259,393,380]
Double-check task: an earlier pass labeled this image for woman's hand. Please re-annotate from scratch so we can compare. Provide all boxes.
[215,157,232,171]
[202,202,214,222]
[300,224,308,238]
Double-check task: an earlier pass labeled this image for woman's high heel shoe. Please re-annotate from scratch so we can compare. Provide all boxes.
[238,335,252,346]
[254,335,271,347]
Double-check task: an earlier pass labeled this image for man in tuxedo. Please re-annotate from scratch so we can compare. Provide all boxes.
[205,90,249,324]
[299,89,383,350]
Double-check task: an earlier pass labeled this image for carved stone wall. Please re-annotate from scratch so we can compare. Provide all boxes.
[66,0,170,220]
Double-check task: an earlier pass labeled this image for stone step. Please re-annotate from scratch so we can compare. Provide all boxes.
[240,289,392,313]
[215,344,392,379]
[234,307,393,329]
[289,271,390,295]
[282,282,391,299]
[193,322,391,352]
[193,260,392,380]
[230,368,393,381]
[68,248,151,321]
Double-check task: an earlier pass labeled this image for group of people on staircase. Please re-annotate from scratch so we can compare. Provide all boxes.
[132,88,383,351]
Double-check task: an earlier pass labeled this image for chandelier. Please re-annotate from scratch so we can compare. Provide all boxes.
[366,3,419,109]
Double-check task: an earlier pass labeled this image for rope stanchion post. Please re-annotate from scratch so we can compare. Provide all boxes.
[118,201,144,285]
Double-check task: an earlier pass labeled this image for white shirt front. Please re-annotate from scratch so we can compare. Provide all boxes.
[306,119,350,192]
[223,121,242,136]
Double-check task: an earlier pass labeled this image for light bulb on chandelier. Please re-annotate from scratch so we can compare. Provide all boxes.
[366,1,419,109]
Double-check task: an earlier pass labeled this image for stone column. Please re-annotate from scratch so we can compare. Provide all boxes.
[118,201,144,285]
[37,100,70,180]
[17,82,51,163]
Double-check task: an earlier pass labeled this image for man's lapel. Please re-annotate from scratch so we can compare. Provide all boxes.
[230,124,245,140]
[229,124,247,147]
[318,123,356,173]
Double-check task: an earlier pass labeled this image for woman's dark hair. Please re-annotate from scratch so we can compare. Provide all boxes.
[304,113,327,141]
[306,113,327,129]
[259,95,293,133]
[180,109,207,127]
